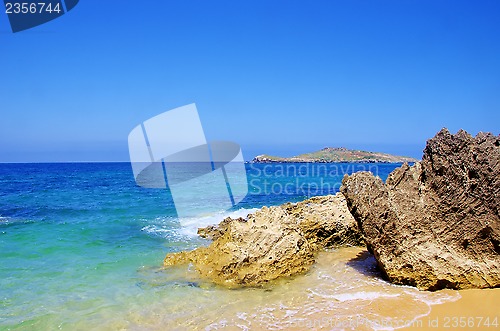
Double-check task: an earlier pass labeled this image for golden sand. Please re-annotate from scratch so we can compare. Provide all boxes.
[404,288,500,330]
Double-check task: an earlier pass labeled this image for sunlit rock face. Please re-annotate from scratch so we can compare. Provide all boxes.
[341,128,500,290]
[164,193,362,287]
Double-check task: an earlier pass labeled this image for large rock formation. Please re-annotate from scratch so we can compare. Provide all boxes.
[341,128,500,290]
[164,193,362,287]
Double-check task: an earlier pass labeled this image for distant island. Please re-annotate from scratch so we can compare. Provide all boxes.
[251,147,418,163]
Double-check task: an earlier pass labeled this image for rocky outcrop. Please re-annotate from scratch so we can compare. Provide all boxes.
[164,193,363,287]
[341,128,500,290]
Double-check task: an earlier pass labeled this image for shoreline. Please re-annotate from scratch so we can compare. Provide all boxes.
[149,247,497,330]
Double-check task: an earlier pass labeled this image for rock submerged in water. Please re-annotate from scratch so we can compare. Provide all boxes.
[341,128,500,290]
[164,193,363,287]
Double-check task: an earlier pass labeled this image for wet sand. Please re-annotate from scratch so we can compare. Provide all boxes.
[405,288,500,330]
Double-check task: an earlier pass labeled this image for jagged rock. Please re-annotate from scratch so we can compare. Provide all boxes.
[165,206,315,287]
[341,128,500,290]
[164,193,362,287]
[197,217,233,240]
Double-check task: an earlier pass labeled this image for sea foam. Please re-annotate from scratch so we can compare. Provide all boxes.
[140,208,259,240]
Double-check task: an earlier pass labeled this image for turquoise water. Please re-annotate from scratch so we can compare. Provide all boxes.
[0,162,401,330]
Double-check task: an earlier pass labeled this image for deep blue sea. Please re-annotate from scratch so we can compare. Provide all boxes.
[3,162,449,330]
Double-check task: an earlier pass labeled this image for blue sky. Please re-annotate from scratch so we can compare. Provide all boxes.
[1,0,499,162]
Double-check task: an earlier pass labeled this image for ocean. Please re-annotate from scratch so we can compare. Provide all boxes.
[0,162,460,330]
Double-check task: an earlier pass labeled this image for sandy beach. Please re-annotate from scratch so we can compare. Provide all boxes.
[404,288,500,330]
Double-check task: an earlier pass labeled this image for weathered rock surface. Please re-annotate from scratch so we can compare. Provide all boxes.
[197,217,233,240]
[282,195,363,250]
[341,128,500,290]
[164,193,362,287]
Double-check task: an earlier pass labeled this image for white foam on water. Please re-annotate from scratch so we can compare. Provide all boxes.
[177,208,259,237]
[140,208,259,243]
[141,224,177,237]
[234,324,250,331]
[140,216,190,242]
[402,288,462,306]
[309,290,401,302]
[236,312,248,320]
[206,319,228,331]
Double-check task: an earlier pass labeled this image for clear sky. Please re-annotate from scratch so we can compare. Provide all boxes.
[1,0,499,162]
